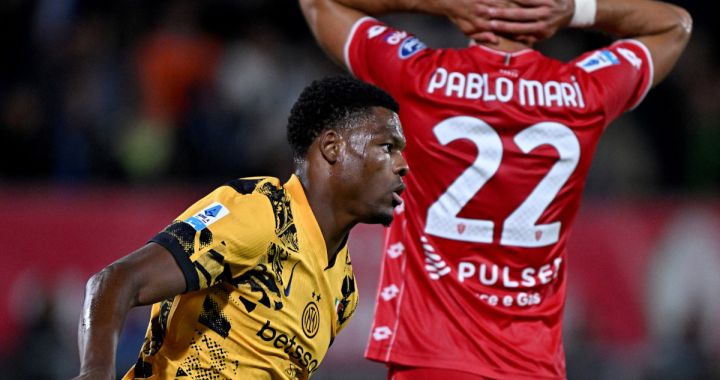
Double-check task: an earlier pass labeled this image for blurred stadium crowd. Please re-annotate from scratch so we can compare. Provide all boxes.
[1,0,340,184]
[1,0,719,379]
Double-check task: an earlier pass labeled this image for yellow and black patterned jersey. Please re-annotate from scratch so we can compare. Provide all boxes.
[123,175,359,380]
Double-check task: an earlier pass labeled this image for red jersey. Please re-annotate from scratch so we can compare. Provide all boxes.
[345,18,653,379]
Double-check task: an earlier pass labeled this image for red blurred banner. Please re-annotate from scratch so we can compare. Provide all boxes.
[1,186,719,357]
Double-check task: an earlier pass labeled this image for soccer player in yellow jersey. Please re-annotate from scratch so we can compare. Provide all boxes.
[73,76,409,379]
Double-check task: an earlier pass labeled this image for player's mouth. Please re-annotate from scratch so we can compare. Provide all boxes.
[391,183,406,207]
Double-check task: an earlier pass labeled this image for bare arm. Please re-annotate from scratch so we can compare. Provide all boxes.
[594,0,692,86]
[331,0,505,42]
[299,0,365,66]
[299,0,472,66]
[74,243,186,379]
[299,0,571,67]
[491,0,692,86]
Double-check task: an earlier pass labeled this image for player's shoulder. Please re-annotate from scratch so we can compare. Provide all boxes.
[206,176,283,212]
[349,16,435,58]
[222,176,282,197]
[570,40,651,76]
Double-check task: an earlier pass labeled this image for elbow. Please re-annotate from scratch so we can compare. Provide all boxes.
[85,262,139,308]
[299,0,322,32]
[300,0,322,17]
[88,263,125,289]
[670,5,693,42]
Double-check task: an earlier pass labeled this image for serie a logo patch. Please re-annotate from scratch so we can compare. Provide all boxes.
[184,202,229,231]
[576,50,619,73]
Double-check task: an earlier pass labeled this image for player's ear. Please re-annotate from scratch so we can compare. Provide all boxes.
[318,129,341,164]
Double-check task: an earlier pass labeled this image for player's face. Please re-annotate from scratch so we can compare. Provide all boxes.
[337,107,408,226]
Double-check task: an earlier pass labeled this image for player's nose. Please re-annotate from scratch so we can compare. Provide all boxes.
[394,154,409,177]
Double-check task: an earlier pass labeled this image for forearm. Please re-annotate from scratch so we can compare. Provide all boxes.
[334,0,450,16]
[301,0,496,62]
[77,265,138,378]
[300,0,364,65]
[74,244,186,379]
[592,0,691,85]
[593,0,690,39]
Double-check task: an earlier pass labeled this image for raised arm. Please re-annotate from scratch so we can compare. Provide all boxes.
[74,243,186,379]
[299,0,364,66]
[594,0,692,86]
[299,0,475,65]
[299,0,572,67]
[491,0,692,86]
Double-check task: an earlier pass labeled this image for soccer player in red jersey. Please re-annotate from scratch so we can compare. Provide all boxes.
[300,0,692,378]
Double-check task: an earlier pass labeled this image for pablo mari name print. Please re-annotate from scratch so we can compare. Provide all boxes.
[426,67,586,109]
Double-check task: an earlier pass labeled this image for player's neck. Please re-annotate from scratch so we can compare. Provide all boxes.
[295,168,354,261]
[471,36,532,53]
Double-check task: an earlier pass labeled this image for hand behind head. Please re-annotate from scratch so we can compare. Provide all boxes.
[447,0,574,46]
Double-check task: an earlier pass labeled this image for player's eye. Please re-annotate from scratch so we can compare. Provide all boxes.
[381,144,393,153]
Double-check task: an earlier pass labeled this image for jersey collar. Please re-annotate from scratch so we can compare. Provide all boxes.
[471,44,540,65]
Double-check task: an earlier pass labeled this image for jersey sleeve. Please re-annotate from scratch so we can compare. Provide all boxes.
[344,17,430,95]
[150,186,276,292]
[571,39,654,121]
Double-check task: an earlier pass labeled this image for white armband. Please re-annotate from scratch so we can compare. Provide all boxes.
[570,0,597,27]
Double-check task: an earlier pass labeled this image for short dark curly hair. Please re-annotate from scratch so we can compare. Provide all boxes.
[287,75,399,160]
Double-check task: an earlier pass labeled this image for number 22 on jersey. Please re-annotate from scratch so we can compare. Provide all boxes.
[425,116,580,248]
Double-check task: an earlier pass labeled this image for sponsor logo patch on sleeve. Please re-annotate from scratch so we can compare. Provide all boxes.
[367,25,387,39]
[385,30,408,45]
[616,47,643,69]
[184,202,229,231]
[398,37,426,59]
[576,50,620,72]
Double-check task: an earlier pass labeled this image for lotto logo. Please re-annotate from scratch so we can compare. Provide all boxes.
[386,242,405,259]
[385,31,407,45]
[367,25,387,39]
[372,326,393,341]
[617,47,642,69]
[421,236,450,280]
[380,284,400,301]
